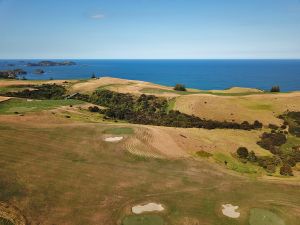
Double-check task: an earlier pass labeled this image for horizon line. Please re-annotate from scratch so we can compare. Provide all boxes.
[1,58,300,60]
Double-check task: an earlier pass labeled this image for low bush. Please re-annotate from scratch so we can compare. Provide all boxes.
[280,164,293,176]
[174,84,186,91]
[237,147,249,158]
[270,86,280,92]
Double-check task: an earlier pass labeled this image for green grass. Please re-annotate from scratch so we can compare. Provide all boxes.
[122,215,164,225]
[103,127,134,135]
[249,208,285,225]
[280,135,300,155]
[194,150,213,158]
[167,98,176,112]
[0,98,83,114]
[247,103,273,111]
[213,153,259,174]
[0,218,14,225]
[0,86,30,94]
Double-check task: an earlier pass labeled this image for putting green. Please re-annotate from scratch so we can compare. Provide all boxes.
[122,215,164,225]
[249,208,285,225]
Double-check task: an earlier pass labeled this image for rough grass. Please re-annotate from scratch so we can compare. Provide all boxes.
[141,88,199,95]
[0,218,14,225]
[249,208,285,225]
[0,98,83,114]
[122,215,164,225]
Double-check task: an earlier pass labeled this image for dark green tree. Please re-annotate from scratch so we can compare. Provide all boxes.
[174,84,186,91]
[237,147,249,158]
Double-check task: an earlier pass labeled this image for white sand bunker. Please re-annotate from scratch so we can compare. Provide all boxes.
[104,136,124,142]
[132,203,165,214]
[222,204,240,218]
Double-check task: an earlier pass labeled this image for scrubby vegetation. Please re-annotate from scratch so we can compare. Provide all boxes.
[4,84,66,100]
[85,89,263,130]
[236,112,300,176]
[283,112,300,137]
[1,84,264,130]
[174,84,186,91]
[0,69,27,79]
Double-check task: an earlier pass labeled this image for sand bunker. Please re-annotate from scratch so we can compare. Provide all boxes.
[132,203,164,214]
[104,136,124,142]
[0,201,27,225]
[222,204,240,218]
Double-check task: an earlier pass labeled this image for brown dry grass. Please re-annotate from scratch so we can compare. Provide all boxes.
[0,79,77,87]
[174,92,300,126]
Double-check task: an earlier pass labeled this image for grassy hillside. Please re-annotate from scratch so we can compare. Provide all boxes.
[0,78,300,224]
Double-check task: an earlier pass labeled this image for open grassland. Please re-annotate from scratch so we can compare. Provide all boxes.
[0,113,299,225]
[173,92,300,126]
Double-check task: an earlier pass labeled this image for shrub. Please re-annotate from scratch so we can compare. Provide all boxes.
[91,73,96,79]
[253,120,263,129]
[266,164,276,173]
[269,124,279,130]
[280,164,293,176]
[174,84,186,91]
[247,151,257,162]
[270,86,280,92]
[257,132,287,151]
[237,147,249,158]
[88,106,100,112]
[281,124,287,130]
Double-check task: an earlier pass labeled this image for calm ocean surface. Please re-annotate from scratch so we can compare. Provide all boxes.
[1,60,300,91]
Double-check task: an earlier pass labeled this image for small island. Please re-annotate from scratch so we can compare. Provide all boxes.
[33,69,45,74]
[0,69,27,79]
[27,61,76,67]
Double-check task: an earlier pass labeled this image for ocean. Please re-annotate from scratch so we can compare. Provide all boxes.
[1,59,300,91]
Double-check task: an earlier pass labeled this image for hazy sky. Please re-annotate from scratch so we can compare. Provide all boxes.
[1,0,300,59]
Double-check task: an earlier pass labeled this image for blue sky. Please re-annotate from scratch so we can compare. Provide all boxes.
[0,0,300,59]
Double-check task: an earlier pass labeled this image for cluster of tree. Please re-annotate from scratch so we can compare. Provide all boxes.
[174,84,186,91]
[83,89,263,130]
[236,146,294,176]
[282,112,300,137]
[0,69,27,79]
[4,84,66,100]
[270,86,280,92]
[257,132,287,154]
